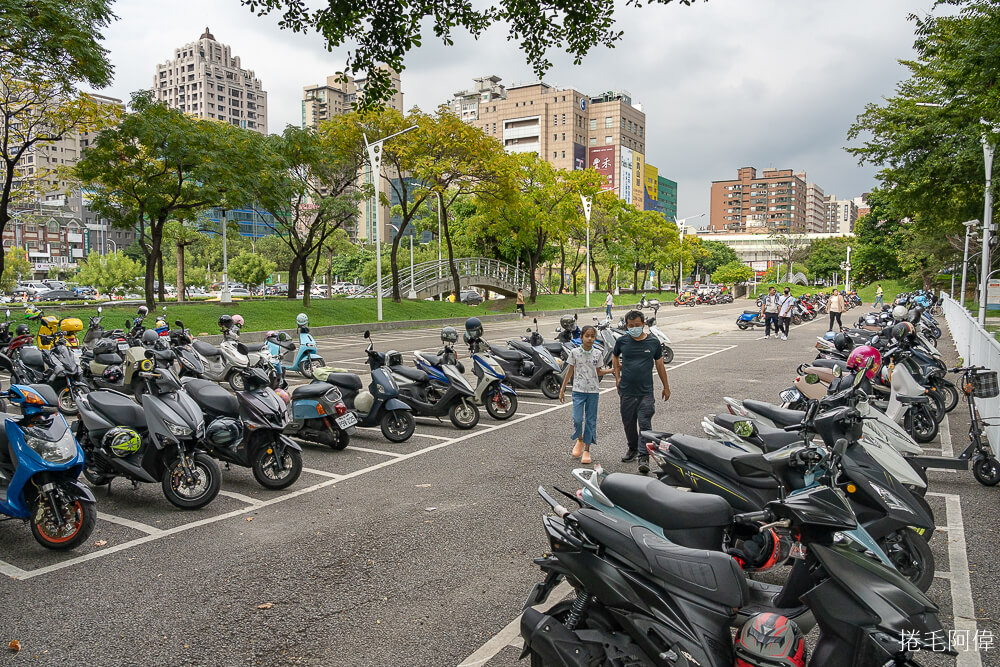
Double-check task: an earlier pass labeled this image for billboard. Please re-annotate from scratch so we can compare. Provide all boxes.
[573,144,586,171]
[645,164,658,201]
[632,152,644,210]
[619,147,633,203]
[588,146,616,192]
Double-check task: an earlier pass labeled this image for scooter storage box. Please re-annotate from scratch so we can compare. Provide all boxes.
[59,318,84,333]
[386,351,404,367]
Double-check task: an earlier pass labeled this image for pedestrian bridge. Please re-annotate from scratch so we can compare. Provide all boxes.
[364,258,550,299]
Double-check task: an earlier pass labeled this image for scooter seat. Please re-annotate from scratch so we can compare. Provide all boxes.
[323,373,363,392]
[418,352,442,367]
[244,342,268,353]
[291,383,332,400]
[666,434,778,488]
[742,400,806,428]
[183,378,239,415]
[742,310,761,316]
[811,358,848,371]
[94,352,123,365]
[391,365,428,383]
[19,347,45,370]
[602,473,732,531]
[193,340,222,358]
[490,347,524,362]
[542,342,564,356]
[150,348,174,362]
[86,390,146,429]
[713,413,801,451]
[508,340,534,355]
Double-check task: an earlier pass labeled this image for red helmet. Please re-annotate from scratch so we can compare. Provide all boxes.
[735,613,806,667]
[847,345,882,380]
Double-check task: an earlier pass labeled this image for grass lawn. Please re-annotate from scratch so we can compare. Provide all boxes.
[746,279,918,303]
[484,292,676,314]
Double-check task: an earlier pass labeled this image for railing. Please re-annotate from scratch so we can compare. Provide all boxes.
[940,293,1000,455]
[363,257,549,297]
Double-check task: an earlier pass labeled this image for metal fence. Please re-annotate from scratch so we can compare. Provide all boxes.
[364,258,550,297]
[940,293,1000,455]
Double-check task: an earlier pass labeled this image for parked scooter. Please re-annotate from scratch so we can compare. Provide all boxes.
[643,305,674,364]
[487,318,563,399]
[166,318,205,379]
[267,313,325,378]
[75,354,222,510]
[192,315,270,391]
[736,310,768,330]
[457,319,518,420]
[0,358,97,551]
[25,306,83,350]
[389,334,481,429]
[11,338,91,416]
[296,331,414,443]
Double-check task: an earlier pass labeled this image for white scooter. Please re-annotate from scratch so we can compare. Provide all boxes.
[193,327,275,391]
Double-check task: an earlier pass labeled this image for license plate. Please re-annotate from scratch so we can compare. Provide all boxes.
[335,413,358,429]
[117,342,129,352]
[780,389,800,403]
[789,542,807,560]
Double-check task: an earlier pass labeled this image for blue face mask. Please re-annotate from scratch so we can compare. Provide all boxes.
[628,326,644,338]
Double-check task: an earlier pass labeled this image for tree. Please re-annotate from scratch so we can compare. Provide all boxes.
[164,221,204,301]
[698,240,739,275]
[711,261,754,285]
[230,252,277,296]
[243,0,696,111]
[804,236,850,281]
[76,251,143,296]
[1,247,31,291]
[254,234,295,272]
[851,191,907,283]
[768,232,808,282]
[75,90,249,310]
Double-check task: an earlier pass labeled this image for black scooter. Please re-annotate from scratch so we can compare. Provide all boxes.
[180,358,302,489]
[486,318,563,399]
[12,338,91,416]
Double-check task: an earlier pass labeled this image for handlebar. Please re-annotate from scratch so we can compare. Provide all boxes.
[734,509,772,525]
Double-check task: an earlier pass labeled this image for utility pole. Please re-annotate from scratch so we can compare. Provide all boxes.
[979,137,995,326]
[220,208,231,304]
[580,194,592,308]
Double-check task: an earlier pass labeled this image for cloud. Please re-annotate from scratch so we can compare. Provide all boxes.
[90,0,936,222]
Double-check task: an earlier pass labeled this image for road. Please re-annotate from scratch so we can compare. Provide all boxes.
[0,301,996,666]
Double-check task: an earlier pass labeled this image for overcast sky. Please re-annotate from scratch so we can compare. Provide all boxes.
[89,0,937,224]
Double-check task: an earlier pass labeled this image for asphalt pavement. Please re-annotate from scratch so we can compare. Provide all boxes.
[0,300,997,666]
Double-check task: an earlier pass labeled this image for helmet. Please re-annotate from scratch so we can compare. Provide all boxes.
[296,313,308,328]
[218,314,234,331]
[464,317,483,340]
[386,350,403,367]
[892,305,908,322]
[15,324,29,336]
[205,416,244,448]
[735,613,807,667]
[893,321,915,341]
[103,427,141,458]
[265,330,278,339]
[559,314,576,331]
[440,326,458,343]
[846,345,882,380]
[833,332,853,352]
[822,331,837,342]
[141,329,159,346]
[274,388,291,406]
[232,314,245,328]
[136,306,149,317]
[102,365,124,383]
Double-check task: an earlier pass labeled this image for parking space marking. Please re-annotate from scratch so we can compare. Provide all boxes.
[940,413,954,457]
[302,467,342,479]
[97,512,164,535]
[345,445,404,458]
[516,400,557,407]
[2,343,741,582]
[355,427,452,441]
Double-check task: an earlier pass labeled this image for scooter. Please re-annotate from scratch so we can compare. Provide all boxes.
[193,326,267,392]
[75,354,222,510]
[486,318,563,399]
[299,331,414,443]
[736,310,768,330]
[25,306,83,350]
[643,306,674,364]
[457,320,517,420]
[12,338,91,416]
[166,319,205,379]
[0,359,97,551]
[389,341,481,430]
[180,360,302,489]
[267,313,325,378]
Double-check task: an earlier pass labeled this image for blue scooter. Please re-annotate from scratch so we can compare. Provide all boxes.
[736,309,767,330]
[0,355,97,551]
[267,313,325,378]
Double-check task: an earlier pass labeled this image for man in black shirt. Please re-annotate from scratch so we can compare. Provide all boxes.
[613,310,671,473]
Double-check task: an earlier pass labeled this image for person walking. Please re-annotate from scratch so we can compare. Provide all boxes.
[559,325,612,465]
[604,291,614,320]
[777,287,795,340]
[515,288,526,317]
[874,284,884,308]
[613,310,670,474]
[828,288,845,331]
[760,286,781,339]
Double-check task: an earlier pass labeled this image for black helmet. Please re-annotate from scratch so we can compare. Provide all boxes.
[893,321,914,341]
[15,324,29,336]
[218,314,234,331]
[141,329,159,346]
[102,365,124,383]
[464,317,483,340]
[559,314,576,331]
[441,326,458,344]
[833,332,853,352]
[205,416,244,448]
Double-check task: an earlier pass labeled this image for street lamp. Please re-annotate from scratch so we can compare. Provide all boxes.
[219,208,231,304]
[580,194,593,307]
[674,213,706,291]
[364,126,418,321]
[959,219,979,307]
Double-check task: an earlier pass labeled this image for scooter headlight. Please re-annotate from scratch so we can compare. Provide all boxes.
[164,420,193,437]
[26,429,78,463]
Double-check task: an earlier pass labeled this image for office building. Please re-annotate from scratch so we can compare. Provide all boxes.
[710,167,808,233]
[301,67,403,129]
[826,195,859,235]
[692,230,847,271]
[657,175,678,221]
[153,27,268,134]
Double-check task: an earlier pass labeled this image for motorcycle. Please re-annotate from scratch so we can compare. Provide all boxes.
[388,338,481,430]
[0,360,97,551]
[486,318,563,399]
[75,354,222,510]
[456,320,518,420]
[192,323,271,392]
[736,310,768,330]
[12,338,91,416]
[266,313,325,378]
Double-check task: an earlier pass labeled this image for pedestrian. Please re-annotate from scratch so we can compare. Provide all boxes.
[613,310,670,474]
[559,325,613,465]
[874,283,884,308]
[515,288,526,317]
[448,290,457,303]
[760,286,781,339]
[777,287,795,340]
[604,291,614,320]
[828,288,845,331]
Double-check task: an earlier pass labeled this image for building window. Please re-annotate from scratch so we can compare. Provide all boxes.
[561,133,565,141]
[589,119,596,131]
[554,134,558,141]
[621,118,625,130]
[589,137,596,146]
[554,152,558,159]
[561,114,566,125]
[605,136,612,145]
[605,116,613,128]
[553,115,557,126]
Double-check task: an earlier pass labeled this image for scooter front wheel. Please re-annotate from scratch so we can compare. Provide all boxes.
[381,410,415,442]
[162,453,221,510]
[228,370,245,392]
[57,385,86,416]
[30,497,96,551]
[449,400,480,429]
[878,528,935,592]
[973,455,1000,486]
[540,373,561,399]
[661,345,674,364]
[484,388,518,420]
[252,441,303,489]
[904,404,938,443]
[299,357,325,378]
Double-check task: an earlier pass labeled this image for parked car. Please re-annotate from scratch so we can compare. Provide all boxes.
[228,287,252,297]
[18,281,49,295]
[43,280,67,291]
[461,289,483,306]
[36,289,79,302]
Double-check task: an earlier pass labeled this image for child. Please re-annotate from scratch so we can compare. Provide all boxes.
[559,325,612,464]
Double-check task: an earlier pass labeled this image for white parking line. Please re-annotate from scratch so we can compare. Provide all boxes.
[940,413,954,457]
[355,427,452,441]
[302,467,342,479]
[345,445,404,458]
[217,490,263,507]
[97,512,164,535]
[0,559,28,578]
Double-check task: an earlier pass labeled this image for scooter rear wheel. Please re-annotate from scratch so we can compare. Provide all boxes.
[381,410,415,442]
[737,321,749,330]
[973,455,1000,486]
[661,345,674,364]
[540,373,561,399]
[904,404,939,443]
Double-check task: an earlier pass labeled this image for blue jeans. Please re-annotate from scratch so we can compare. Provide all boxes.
[874,295,884,307]
[605,305,613,319]
[572,392,600,445]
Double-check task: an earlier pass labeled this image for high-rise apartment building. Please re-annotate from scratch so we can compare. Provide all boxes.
[302,67,403,129]
[826,195,859,234]
[153,28,267,134]
[801,179,827,234]
[710,167,808,233]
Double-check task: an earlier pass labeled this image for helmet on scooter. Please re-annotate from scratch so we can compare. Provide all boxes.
[893,321,915,341]
[102,365,124,383]
[218,314,234,331]
[274,388,291,406]
[136,306,149,318]
[833,332,853,353]
[464,317,483,340]
[265,330,278,339]
[296,313,308,328]
[15,323,29,336]
[734,613,807,667]
[232,314,244,328]
[846,345,882,380]
[205,416,244,448]
[559,314,576,331]
[141,329,159,346]
[822,331,837,342]
[892,305,908,322]
[103,427,141,458]
[440,326,458,344]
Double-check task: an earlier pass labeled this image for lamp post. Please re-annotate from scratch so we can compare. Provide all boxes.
[580,194,593,307]
[844,246,852,293]
[960,219,979,307]
[219,208,231,304]
[437,191,443,284]
[674,213,706,291]
[364,126,418,321]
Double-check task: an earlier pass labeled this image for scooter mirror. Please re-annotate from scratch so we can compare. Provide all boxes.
[533,318,537,324]
[97,306,102,314]
[125,318,132,329]
[805,373,820,385]
[832,365,843,378]
[4,309,8,318]
[364,330,370,339]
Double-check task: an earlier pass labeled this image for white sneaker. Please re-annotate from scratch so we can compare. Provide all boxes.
[764,335,770,339]
[781,334,787,341]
